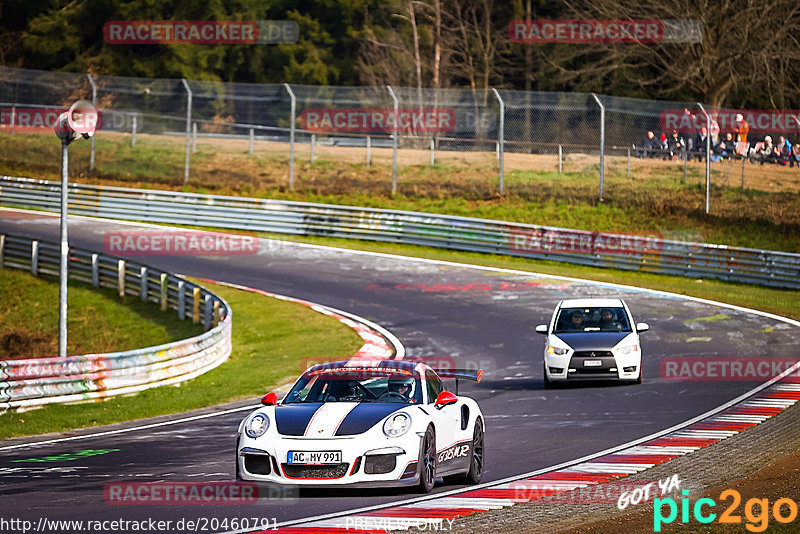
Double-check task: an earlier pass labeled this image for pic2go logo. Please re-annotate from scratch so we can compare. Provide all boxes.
[654,489,799,532]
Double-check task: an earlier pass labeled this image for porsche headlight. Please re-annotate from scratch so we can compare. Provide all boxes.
[617,344,639,355]
[245,413,269,438]
[383,412,411,438]
[547,346,569,355]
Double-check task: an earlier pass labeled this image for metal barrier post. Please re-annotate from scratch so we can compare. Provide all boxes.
[0,234,4,269]
[58,135,70,357]
[283,83,296,190]
[311,133,316,163]
[492,88,505,194]
[387,85,398,194]
[181,78,192,185]
[592,93,605,198]
[192,122,197,153]
[177,280,186,319]
[140,266,148,301]
[249,128,254,155]
[558,145,562,174]
[204,294,212,330]
[117,259,126,297]
[192,287,201,324]
[683,150,688,183]
[91,253,99,286]
[160,272,168,311]
[366,136,371,166]
[87,74,97,171]
[430,138,435,166]
[10,105,15,135]
[31,240,39,276]
[696,103,712,213]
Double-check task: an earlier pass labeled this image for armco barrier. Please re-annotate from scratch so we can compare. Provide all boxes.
[0,233,232,412]
[1,175,799,289]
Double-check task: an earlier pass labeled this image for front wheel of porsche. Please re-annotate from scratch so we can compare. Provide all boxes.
[418,426,436,493]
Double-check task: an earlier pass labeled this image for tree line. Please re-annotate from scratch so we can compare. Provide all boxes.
[2,0,799,109]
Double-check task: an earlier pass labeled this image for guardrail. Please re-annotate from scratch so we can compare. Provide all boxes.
[1,175,799,289]
[0,233,232,412]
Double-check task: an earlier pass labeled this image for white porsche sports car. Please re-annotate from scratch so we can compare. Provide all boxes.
[236,359,484,492]
[536,298,649,387]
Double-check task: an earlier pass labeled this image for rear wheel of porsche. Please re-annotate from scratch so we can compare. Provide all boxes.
[418,426,436,493]
[464,419,484,484]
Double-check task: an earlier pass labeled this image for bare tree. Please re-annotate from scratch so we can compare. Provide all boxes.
[540,0,800,108]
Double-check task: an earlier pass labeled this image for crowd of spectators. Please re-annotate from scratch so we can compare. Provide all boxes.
[635,112,800,168]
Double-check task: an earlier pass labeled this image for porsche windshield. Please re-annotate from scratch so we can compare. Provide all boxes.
[554,307,631,333]
[283,368,423,404]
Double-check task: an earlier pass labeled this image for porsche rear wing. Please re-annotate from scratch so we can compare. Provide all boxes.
[432,368,483,394]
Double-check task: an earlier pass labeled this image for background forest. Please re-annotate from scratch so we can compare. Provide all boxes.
[1,0,799,109]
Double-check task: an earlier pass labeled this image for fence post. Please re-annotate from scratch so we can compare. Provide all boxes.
[181,79,192,185]
[387,85,399,194]
[131,115,137,147]
[627,148,631,178]
[0,234,4,269]
[683,150,688,183]
[140,266,148,301]
[741,156,746,189]
[430,138,435,166]
[310,133,316,163]
[249,128,254,155]
[87,73,97,172]
[117,259,126,297]
[696,102,712,213]
[91,253,99,286]
[283,83,296,191]
[192,122,197,153]
[591,93,605,199]
[204,294,212,330]
[10,105,15,135]
[366,136,371,166]
[558,144,562,174]
[491,88,505,195]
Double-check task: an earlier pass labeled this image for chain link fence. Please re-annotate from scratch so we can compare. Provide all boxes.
[1,65,798,205]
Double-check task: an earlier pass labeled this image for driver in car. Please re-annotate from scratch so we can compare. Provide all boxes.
[599,309,623,331]
[385,376,414,402]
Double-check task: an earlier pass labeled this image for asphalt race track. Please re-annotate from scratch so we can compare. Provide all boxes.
[2,210,800,532]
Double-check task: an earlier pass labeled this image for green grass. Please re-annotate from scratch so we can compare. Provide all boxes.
[0,279,364,438]
[0,268,203,357]
[1,132,799,253]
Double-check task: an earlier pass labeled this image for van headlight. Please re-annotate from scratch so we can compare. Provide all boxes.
[383,413,411,438]
[245,413,269,438]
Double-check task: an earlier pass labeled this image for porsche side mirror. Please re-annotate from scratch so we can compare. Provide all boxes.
[434,391,458,409]
[261,392,278,406]
[535,325,548,334]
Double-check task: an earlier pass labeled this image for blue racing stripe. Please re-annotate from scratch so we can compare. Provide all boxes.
[335,403,405,436]
[274,403,324,436]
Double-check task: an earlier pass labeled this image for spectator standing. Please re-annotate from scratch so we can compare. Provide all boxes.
[733,113,749,156]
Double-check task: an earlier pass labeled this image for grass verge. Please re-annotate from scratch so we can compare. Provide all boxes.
[0,279,364,439]
[0,267,203,358]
